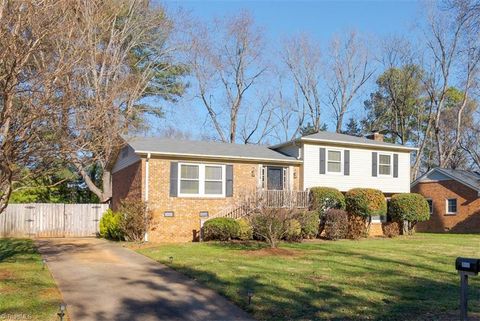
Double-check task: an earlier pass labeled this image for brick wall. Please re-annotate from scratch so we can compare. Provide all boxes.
[111,160,144,210]
[413,180,480,233]
[145,157,301,242]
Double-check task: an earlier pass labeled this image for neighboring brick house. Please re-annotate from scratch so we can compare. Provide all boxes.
[412,168,480,233]
[112,133,416,242]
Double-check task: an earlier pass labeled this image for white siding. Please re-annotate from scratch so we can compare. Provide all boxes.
[302,143,411,193]
[112,145,141,173]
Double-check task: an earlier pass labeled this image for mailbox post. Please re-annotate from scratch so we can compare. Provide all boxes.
[455,257,480,321]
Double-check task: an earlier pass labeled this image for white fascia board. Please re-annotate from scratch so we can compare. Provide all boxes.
[133,150,303,164]
[299,137,418,152]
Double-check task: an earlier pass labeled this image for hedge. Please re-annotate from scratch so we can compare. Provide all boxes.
[237,218,253,240]
[203,218,240,241]
[388,193,430,226]
[284,219,302,242]
[295,210,319,239]
[345,188,387,219]
[324,209,349,240]
[310,187,346,215]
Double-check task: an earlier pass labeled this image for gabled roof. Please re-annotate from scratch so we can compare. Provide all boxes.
[412,167,480,193]
[125,136,300,163]
[270,131,417,152]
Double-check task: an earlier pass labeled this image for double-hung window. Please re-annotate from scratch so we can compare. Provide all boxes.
[179,163,225,197]
[327,150,342,173]
[378,154,392,176]
[446,198,457,215]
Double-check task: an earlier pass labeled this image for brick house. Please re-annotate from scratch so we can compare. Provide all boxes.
[412,168,480,233]
[112,132,416,242]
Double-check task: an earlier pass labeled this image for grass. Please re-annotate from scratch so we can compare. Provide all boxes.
[137,233,480,321]
[0,239,64,321]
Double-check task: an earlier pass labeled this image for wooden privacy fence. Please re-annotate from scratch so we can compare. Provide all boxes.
[0,203,109,238]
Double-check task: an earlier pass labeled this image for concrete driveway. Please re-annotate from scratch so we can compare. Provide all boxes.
[36,238,254,321]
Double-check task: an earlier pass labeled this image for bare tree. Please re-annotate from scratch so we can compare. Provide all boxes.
[187,11,267,143]
[421,3,480,170]
[326,31,374,133]
[0,1,71,213]
[282,34,323,133]
[54,0,185,202]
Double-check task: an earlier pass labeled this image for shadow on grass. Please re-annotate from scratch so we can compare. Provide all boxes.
[206,240,268,251]
[0,238,36,262]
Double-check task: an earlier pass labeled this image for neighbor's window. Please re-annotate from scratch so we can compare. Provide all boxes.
[180,164,200,194]
[327,150,342,173]
[426,199,433,215]
[179,163,225,197]
[446,198,457,214]
[205,165,223,195]
[378,154,392,176]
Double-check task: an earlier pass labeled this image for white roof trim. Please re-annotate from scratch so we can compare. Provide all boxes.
[133,150,302,164]
[299,137,418,151]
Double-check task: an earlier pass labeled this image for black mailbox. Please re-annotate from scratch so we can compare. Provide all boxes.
[455,257,480,274]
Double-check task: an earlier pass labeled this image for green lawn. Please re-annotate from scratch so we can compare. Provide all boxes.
[137,234,480,321]
[0,239,64,321]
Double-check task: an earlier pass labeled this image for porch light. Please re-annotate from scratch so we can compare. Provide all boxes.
[57,303,66,321]
[251,168,256,177]
[293,169,297,179]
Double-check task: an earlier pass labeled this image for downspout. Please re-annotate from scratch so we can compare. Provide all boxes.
[144,153,151,242]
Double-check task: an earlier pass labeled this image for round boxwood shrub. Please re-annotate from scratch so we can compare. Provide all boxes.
[310,187,346,214]
[345,188,387,219]
[203,218,240,241]
[99,209,123,241]
[284,219,302,242]
[388,193,430,234]
[324,209,349,240]
[237,218,253,240]
[295,210,319,239]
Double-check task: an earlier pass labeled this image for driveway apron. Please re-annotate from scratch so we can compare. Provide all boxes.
[36,238,254,321]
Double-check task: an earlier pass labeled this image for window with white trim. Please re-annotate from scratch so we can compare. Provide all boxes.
[446,198,457,214]
[327,150,342,173]
[179,163,225,197]
[378,154,392,176]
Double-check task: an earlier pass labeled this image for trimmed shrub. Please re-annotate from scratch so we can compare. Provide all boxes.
[382,221,401,238]
[347,213,368,239]
[388,193,430,234]
[295,210,319,239]
[117,200,151,242]
[237,218,253,240]
[99,209,123,241]
[310,187,346,234]
[203,218,240,241]
[310,187,346,214]
[324,209,349,240]
[284,219,302,242]
[251,208,297,248]
[345,188,387,219]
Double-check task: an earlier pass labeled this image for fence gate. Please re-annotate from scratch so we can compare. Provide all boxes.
[0,203,109,238]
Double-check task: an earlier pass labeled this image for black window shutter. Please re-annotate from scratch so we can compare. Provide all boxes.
[393,154,399,178]
[372,152,378,177]
[170,162,178,197]
[226,165,233,197]
[319,148,326,174]
[344,150,350,176]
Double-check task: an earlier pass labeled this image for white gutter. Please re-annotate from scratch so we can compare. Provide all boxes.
[299,137,418,152]
[134,150,302,164]
[144,153,151,242]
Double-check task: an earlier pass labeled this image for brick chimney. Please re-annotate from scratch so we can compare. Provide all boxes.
[366,131,384,142]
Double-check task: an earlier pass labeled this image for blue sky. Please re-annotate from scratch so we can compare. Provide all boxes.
[154,1,423,141]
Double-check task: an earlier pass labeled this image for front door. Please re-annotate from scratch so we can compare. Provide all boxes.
[267,167,284,190]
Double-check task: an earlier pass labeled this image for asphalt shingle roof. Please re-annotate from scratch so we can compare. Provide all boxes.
[436,168,480,191]
[126,136,299,162]
[299,131,416,150]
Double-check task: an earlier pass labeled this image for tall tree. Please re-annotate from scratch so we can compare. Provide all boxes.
[54,0,186,202]
[0,1,71,213]
[326,31,374,133]
[187,11,267,143]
